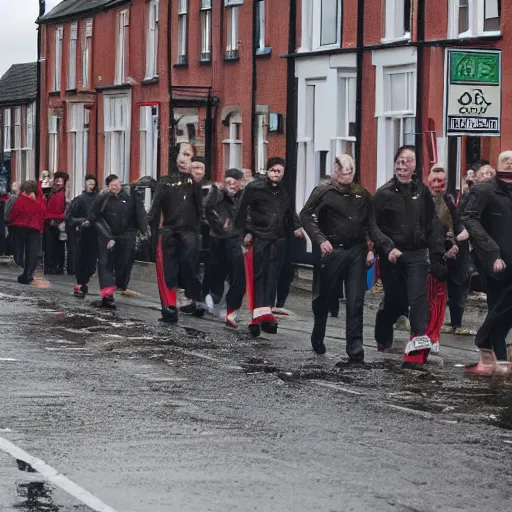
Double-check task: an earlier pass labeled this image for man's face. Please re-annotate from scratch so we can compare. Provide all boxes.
[267,164,285,185]
[54,178,65,190]
[394,149,416,184]
[85,179,96,192]
[333,160,355,185]
[177,144,194,173]
[502,158,512,171]
[428,171,446,195]
[11,182,19,195]
[465,169,475,184]
[108,178,122,194]
[475,165,493,184]
[225,177,242,196]
[190,162,205,183]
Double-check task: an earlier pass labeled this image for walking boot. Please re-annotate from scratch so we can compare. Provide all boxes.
[17,274,32,285]
[403,335,432,368]
[347,350,365,365]
[311,315,327,355]
[248,322,261,338]
[91,295,116,309]
[193,302,207,318]
[261,321,278,334]
[464,349,496,376]
[161,306,178,324]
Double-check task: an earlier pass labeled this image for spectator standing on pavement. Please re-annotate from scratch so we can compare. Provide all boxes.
[149,143,205,323]
[373,146,446,367]
[234,157,303,337]
[44,172,69,275]
[7,180,46,284]
[65,175,99,299]
[88,174,147,309]
[462,151,512,376]
[204,168,246,328]
[300,154,393,361]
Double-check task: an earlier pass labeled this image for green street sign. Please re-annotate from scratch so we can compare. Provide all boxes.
[450,51,500,85]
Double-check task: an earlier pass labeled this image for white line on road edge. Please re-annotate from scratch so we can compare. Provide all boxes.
[0,437,118,512]
[312,381,365,395]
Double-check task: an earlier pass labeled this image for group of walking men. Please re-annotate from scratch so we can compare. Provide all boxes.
[5,142,512,373]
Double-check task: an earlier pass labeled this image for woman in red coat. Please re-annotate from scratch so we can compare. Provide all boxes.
[7,180,46,284]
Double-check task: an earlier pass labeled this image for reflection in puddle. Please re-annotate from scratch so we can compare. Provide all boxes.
[16,481,60,511]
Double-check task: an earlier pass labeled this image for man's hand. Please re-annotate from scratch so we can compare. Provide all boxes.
[241,233,253,254]
[444,245,459,260]
[366,251,375,267]
[215,182,224,191]
[388,248,403,263]
[456,229,470,242]
[493,258,506,273]
[320,240,333,257]
[81,220,90,228]
[107,240,116,251]
[294,228,305,239]
[223,219,231,231]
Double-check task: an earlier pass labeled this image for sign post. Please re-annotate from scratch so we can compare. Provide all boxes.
[445,49,501,137]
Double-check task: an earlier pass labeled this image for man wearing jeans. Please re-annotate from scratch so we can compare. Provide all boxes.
[373,147,446,366]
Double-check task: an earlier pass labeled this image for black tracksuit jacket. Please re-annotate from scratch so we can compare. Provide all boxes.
[204,185,242,239]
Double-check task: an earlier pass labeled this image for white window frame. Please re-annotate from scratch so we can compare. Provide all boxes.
[103,92,131,184]
[145,0,159,79]
[115,10,130,85]
[255,112,268,174]
[68,103,90,198]
[25,104,34,150]
[139,105,159,179]
[178,0,188,64]
[448,0,501,39]
[3,109,11,152]
[13,108,21,151]
[222,112,242,171]
[200,0,212,61]
[48,115,59,175]
[53,26,64,91]
[299,0,342,52]
[225,5,240,57]
[68,22,78,90]
[331,71,357,162]
[382,0,411,43]
[256,0,266,52]
[82,19,93,88]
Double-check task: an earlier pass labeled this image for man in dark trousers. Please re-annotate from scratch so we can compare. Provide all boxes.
[373,146,446,367]
[300,154,393,361]
[149,143,205,323]
[44,172,69,274]
[88,174,147,308]
[204,168,245,328]
[65,175,99,299]
[234,157,302,336]
[462,150,512,376]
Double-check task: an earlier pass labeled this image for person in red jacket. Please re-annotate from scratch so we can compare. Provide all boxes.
[7,180,46,284]
[44,172,69,274]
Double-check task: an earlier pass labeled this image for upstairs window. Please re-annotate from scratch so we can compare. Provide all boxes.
[383,0,411,42]
[225,0,242,59]
[53,26,64,91]
[82,19,92,88]
[115,10,130,85]
[449,0,501,38]
[300,0,342,52]
[146,0,159,78]
[3,109,11,151]
[177,0,188,64]
[331,72,357,159]
[255,0,266,53]
[200,0,212,62]
[68,22,78,90]
[223,111,242,170]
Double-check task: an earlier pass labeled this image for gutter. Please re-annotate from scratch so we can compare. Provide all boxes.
[36,0,130,25]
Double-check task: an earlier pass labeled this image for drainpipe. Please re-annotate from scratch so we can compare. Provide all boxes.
[354,0,365,183]
[415,0,425,179]
[35,0,46,179]
[284,0,297,207]
[250,0,257,177]
[166,0,173,176]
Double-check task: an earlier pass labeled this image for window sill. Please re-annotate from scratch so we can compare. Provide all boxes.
[65,88,77,94]
[176,56,188,66]
[142,77,159,85]
[173,62,188,68]
[49,91,60,96]
[224,50,240,61]
[200,54,212,64]
[256,46,272,57]
[455,31,502,40]
[380,34,411,45]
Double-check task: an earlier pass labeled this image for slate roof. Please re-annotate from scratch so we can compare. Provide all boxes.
[39,0,128,23]
[0,63,38,106]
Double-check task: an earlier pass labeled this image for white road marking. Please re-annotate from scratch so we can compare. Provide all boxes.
[312,381,365,395]
[0,358,17,361]
[0,436,118,512]
[384,404,433,419]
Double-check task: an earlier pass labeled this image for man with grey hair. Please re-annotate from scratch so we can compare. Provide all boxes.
[300,154,394,362]
[462,151,512,376]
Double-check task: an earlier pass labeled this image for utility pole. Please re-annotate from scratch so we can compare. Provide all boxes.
[35,1,46,179]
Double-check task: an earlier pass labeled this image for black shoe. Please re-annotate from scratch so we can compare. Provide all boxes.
[91,296,116,309]
[347,350,365,364]
[161,306,178,324]
[261,321,278,334]
[17,274,32,285]
[193,304,206,318]
[179,303,196,315]
[249,323,261,338]
[311,315,327,354]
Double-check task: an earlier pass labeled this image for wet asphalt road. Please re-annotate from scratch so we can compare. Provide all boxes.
[0,266,512,511]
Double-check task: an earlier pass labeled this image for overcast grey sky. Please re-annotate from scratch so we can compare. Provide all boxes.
[0,0,60,77]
